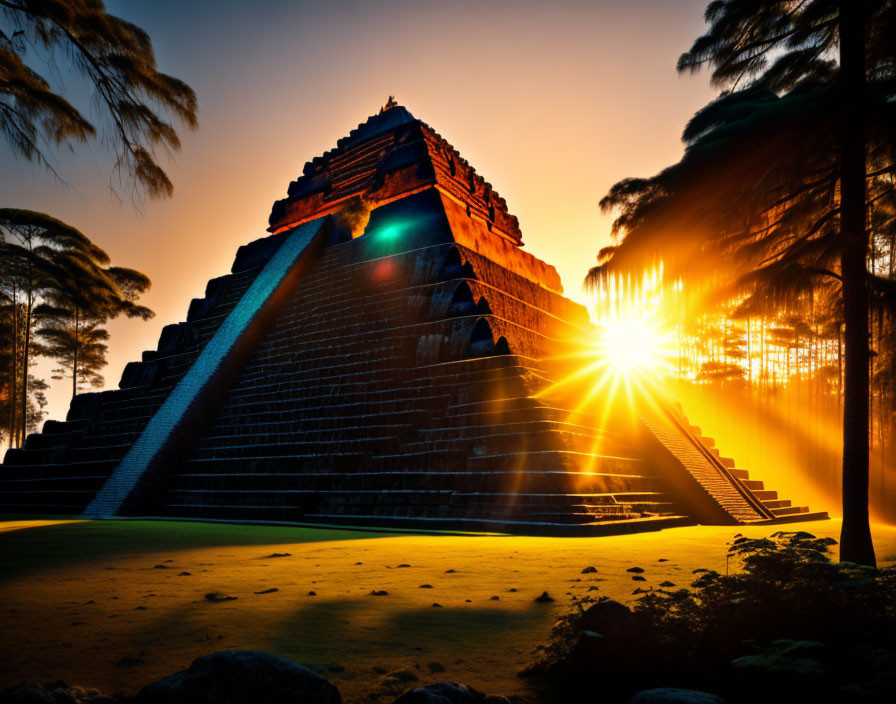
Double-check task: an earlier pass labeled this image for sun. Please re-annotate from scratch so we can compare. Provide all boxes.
[598,314,667,377]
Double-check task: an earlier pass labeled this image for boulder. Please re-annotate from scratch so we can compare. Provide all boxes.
[392,682,509,704]
[137,651,341,704]
[0,681,117,703]
[578,599,641,638]
[570,600,657,672]
[630,688,727,704]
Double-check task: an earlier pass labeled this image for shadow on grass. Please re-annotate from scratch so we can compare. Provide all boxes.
[0,517,400,580]
[270,597,550,668]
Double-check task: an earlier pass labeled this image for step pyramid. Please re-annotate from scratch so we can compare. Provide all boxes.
[0,103,827,534]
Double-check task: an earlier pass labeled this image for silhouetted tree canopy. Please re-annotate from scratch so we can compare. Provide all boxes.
[0,0,198,202]
[0,208,153,446]
[591,0,896,567]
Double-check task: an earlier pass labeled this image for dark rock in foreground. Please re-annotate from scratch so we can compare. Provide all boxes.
[0,681,117,703]
[578,600,646,639]
[630,688,727,704]
[137,651,341,704]
[392,682,510,704]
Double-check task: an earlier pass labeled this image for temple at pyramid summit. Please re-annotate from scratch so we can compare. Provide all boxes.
[0,103,827,534]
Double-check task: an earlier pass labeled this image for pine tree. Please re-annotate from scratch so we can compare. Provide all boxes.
[592,1,896,566]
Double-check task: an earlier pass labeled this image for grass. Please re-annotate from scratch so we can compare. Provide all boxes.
[1,517,894,702]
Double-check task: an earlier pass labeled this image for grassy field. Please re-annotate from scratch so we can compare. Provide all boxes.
[1,517,894,702]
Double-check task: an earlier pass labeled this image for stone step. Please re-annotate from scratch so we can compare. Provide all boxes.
[213,392,451,420]
[466,450,646,474]
[167,469,659,494]
[771,505,809,516]
[401,430,634,457]
[186,437,396,460]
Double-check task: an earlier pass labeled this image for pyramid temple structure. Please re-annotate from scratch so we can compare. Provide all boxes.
[0,103,827,534]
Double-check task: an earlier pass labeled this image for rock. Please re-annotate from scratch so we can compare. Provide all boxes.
[153,565,167,569]
[444,569,456,573]
[396,564,411,568]
[581,566,598,574]
[392,682,509,704]
[626,567,644,573]
[369,590,388,596]
[572,600,657,672]
[432,603,442,608]
[137,651,341,704]
[427,663,446,673]
[204,592,237,603]
[179,572,191,576]
[534,591,554,603]
[263,553,292,558]
[307,591,317,596]
[507,588,517,592]
[0,681,118,703]
[659,581,676,588]
[630,688,727,704]
[578,600,640,638]
[632,575,646,582]
[657,558,669,562]
[419,584,433,589]
[254,588,278,594]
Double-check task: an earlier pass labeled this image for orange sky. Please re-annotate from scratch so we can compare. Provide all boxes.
[2,0,716,427]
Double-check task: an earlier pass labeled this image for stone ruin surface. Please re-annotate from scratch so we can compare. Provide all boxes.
[0,104,826,534]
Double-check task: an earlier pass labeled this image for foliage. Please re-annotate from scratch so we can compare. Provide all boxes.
[0,208,152,447]
[36,316,108,392]
[532,532,896,703]
[0,0,198,203]
[590,0,896,566]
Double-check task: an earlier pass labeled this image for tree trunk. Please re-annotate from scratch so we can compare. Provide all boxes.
[72,308,79,399]
[838,0,876,567]
[8,287,18,449]
[19,293,31,448]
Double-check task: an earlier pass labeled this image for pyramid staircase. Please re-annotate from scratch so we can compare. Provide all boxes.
[0,103,827,534]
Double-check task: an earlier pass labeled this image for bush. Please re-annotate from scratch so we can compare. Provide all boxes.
[527,532,896,704]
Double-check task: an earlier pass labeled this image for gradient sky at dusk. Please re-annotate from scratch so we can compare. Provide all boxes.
[3,0,716,424]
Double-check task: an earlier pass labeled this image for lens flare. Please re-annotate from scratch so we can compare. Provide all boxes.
[599,315,665,377]
[534,263,676,427]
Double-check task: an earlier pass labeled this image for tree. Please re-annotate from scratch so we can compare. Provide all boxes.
[37,317,109,395]
[36,256,152,399]
[0,209,104,447]
[0,209,153,447]
[591,1,896,566]
[0,0,197,203]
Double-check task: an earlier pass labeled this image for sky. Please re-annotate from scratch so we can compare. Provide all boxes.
[2,0,717,426]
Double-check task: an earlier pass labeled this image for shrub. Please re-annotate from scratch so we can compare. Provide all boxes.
[527,532,896,703]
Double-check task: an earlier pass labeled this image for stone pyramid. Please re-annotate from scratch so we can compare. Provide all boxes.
[0,104,827,534]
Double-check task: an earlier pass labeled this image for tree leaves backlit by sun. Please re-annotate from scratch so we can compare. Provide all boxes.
[589,0,896,567]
